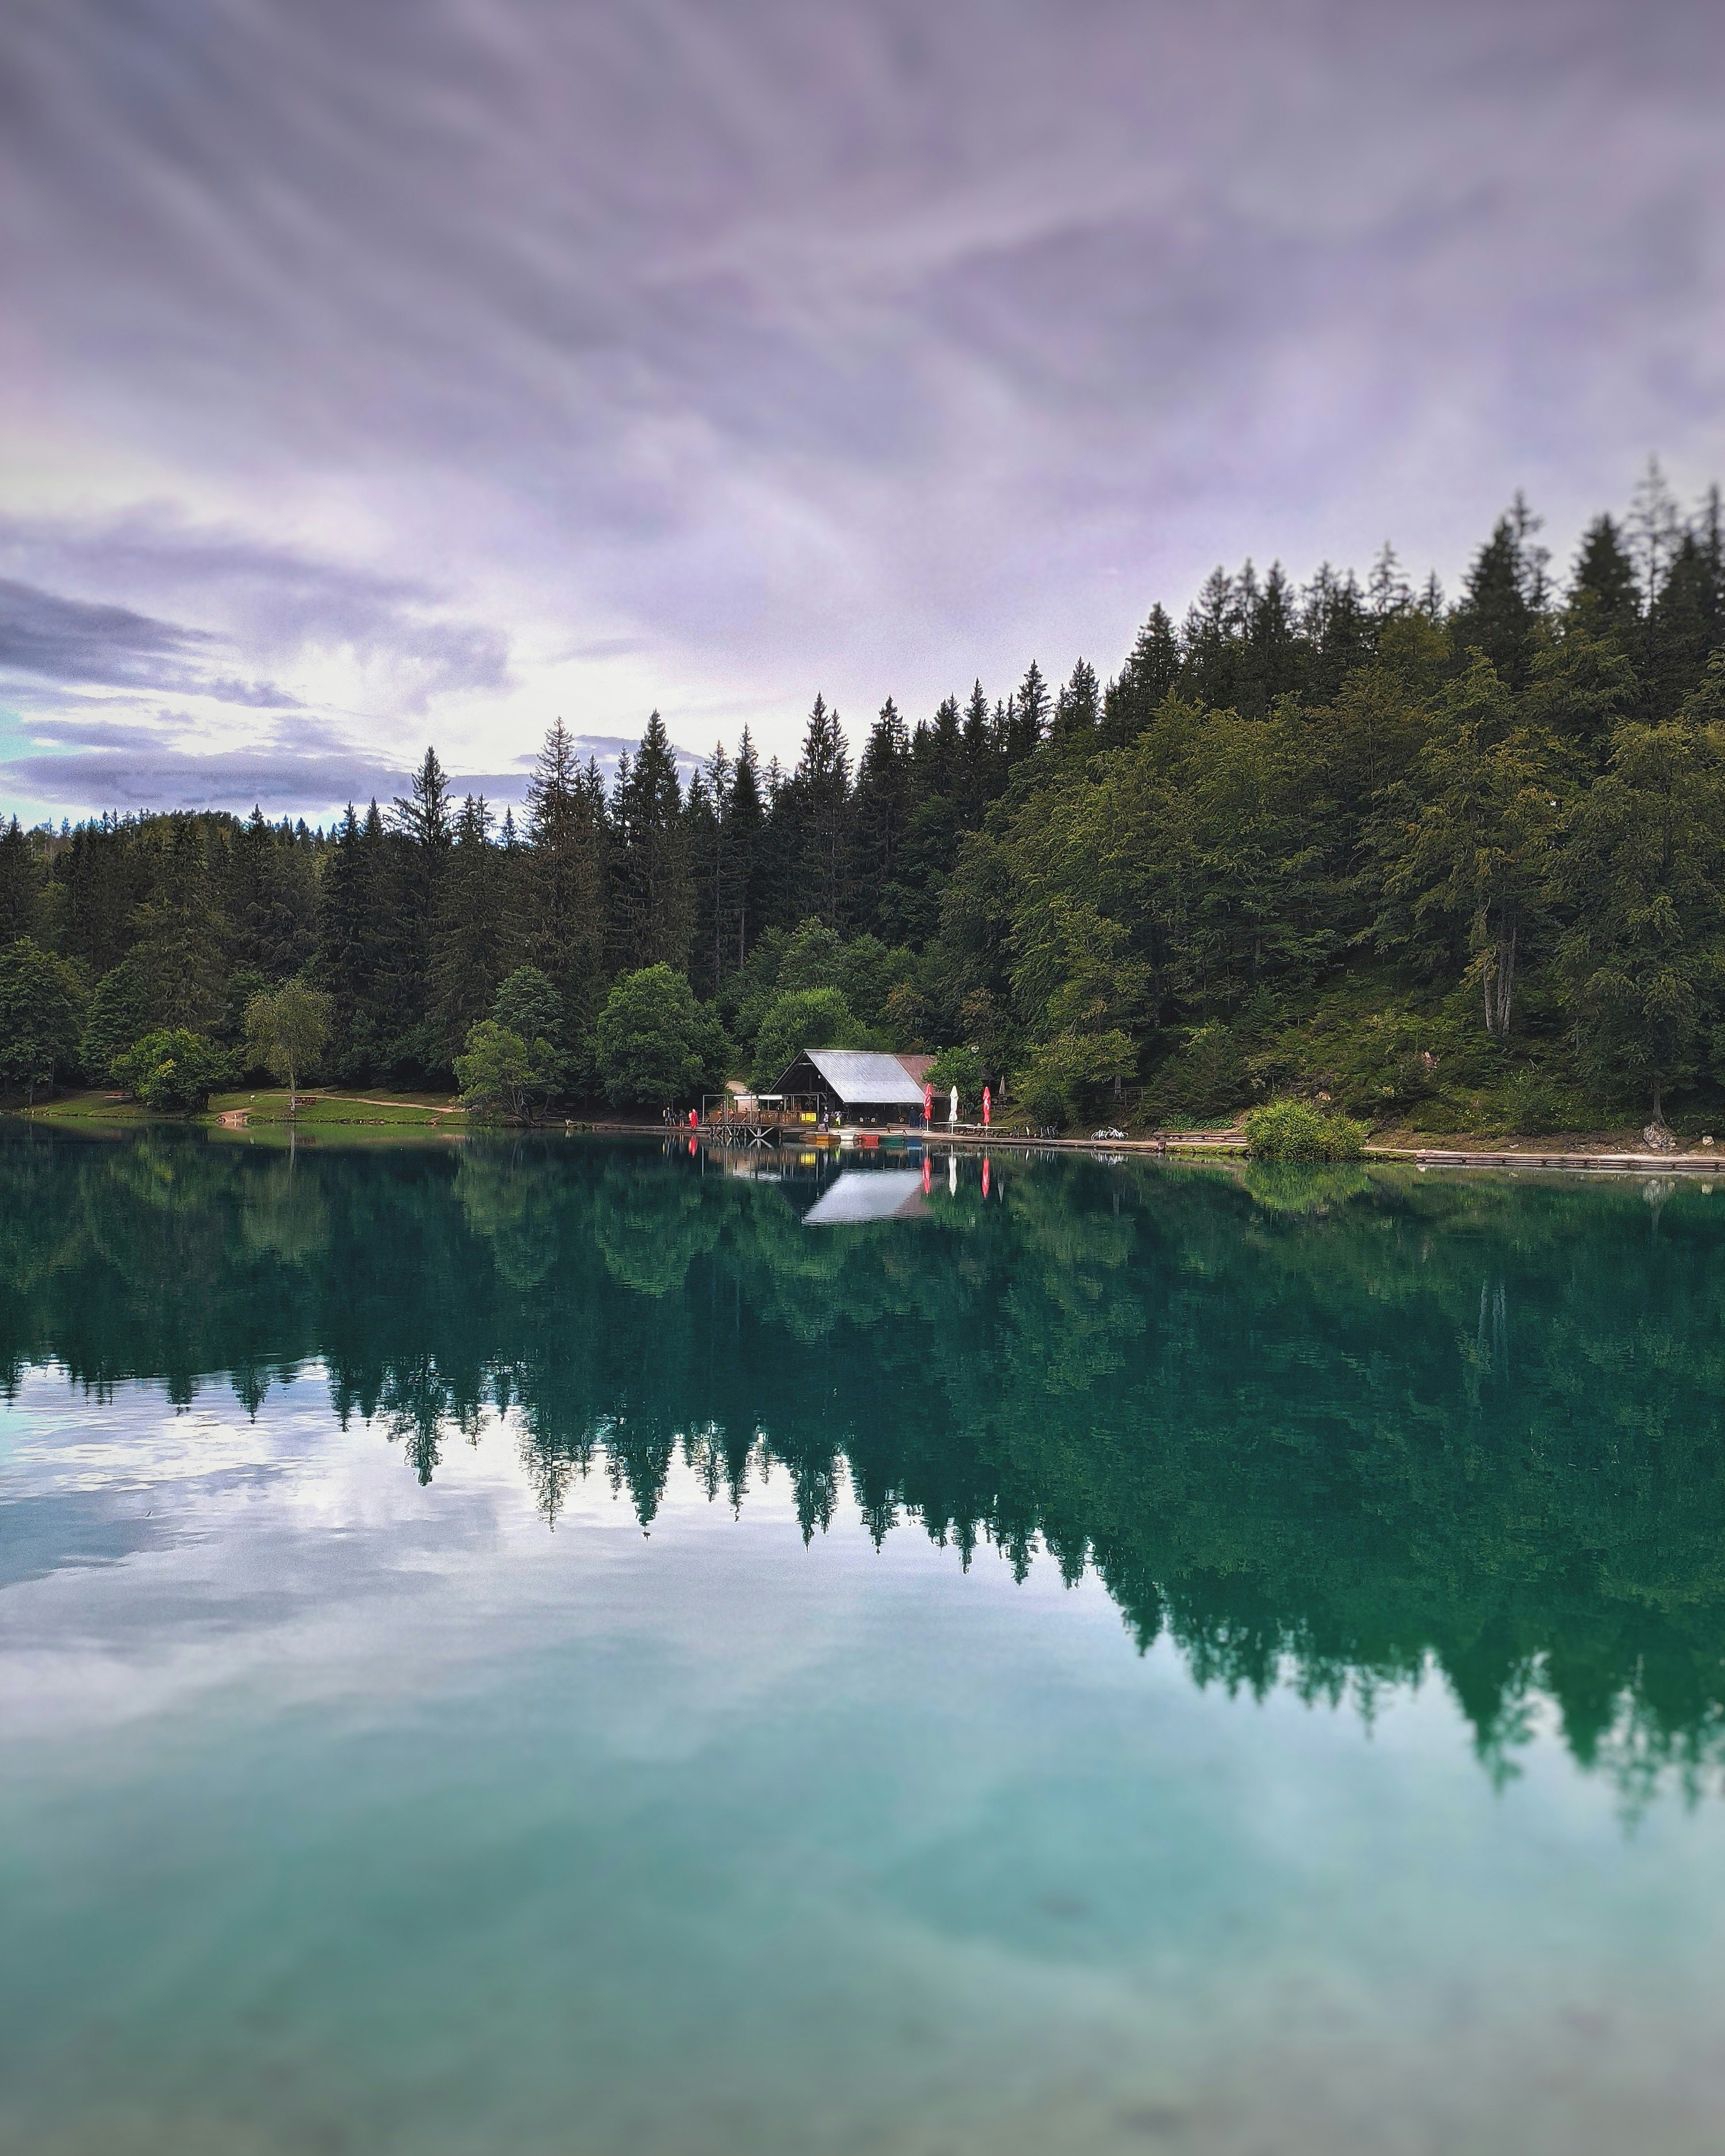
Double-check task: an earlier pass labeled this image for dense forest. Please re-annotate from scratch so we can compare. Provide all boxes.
[5,463,1725,1130]
[6,1130,1725,1802]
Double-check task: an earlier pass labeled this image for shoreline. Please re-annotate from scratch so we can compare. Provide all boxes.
[7,1094,1723,1177]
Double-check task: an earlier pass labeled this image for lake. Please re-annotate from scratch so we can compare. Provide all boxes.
[5,1128,1725,2154]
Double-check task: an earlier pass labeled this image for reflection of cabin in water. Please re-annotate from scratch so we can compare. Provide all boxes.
[769,1048,930,1129]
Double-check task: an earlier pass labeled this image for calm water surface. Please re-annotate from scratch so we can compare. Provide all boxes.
[6,1129,1725,2154]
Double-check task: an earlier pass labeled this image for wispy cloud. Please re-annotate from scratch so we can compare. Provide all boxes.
[3,0,1724,822]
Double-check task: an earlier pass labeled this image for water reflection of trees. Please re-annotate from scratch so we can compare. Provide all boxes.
[7,1126,1725,1800]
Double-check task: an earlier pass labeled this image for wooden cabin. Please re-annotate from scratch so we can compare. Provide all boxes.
[768,1048,930,1129]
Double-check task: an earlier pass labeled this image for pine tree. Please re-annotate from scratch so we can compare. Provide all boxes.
[780,695,851,930]
[389,747,453,1048]
[1050,658,1100,750]
[1182,566,1243,709]
[523,722,610,1049]
[1008,661,1050,762]
[432,795,519,1058]
[0,818,40,943]
[849,699,911,938]
[319,805,369,1061]
[1569,515,1641,650]
[1243,562,1301,713]
[686,747,730,999]
[722,731,768,971]
[1103,606,1180,746]
[131,816,228,1030]
[1300,566,1371,701]
[1647,534,1724,716]
[612,713,693,972]
[1451,501,1544,689]
[960,681,992,826]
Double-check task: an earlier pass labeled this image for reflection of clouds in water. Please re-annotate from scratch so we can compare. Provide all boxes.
[0,1400,279,1494]
[0,1369,922,1750]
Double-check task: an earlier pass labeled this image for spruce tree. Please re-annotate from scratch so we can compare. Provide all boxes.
[612,712,693,972]
[1647,535,1724,716]
[1008,661,1051,762]
[780,695,850,931]
[1104,606,1180,746]
[1050,658,1100,750]
[389,747,453,1052]
[725,730,767,970]
[0,818,40,943]
[1569,515,1641,650]
[849,699,911,939]
[1451,502,1544,689]
[131,816,228,1031]
[960,681,992,826]
[524,722,610,1051]
[685,750,728,998]
[432,795,519,1060]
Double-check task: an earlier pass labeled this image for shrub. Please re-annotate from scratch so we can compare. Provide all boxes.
[112,1029,233,1112]
[926,1043,985,1115]
[1244,1096,1368,1162]
[1026,1079,1066,1131]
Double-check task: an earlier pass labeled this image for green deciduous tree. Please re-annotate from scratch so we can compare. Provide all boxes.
[113,1029,232,1112]
[596,964,727,1108]
[454,1021,561,1123]
[750,985,860,1091]
[243,980,333,1115]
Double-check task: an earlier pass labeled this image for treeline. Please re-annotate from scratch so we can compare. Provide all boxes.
[5,465,1725,1125]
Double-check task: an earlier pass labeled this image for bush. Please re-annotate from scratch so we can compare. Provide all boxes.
[1026,1079,1066,1131]
[1244,1096,1369,1162]
[112,1029,233,1112]
[926,1043,985,1116]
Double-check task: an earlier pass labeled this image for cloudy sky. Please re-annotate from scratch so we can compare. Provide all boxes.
[2,0,1723,827]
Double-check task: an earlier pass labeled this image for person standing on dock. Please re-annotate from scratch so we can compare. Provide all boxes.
[982,1085,991,1129]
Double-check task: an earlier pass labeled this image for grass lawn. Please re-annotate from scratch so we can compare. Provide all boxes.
[10,1089,158,1125]
[208,1089,465,1128]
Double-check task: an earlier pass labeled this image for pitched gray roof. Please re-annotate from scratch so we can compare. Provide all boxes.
[802,1169,927,1225]
[781,1046,929,1107]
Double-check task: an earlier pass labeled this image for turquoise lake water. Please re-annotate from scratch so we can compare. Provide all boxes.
[6,1129,1725,2153]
